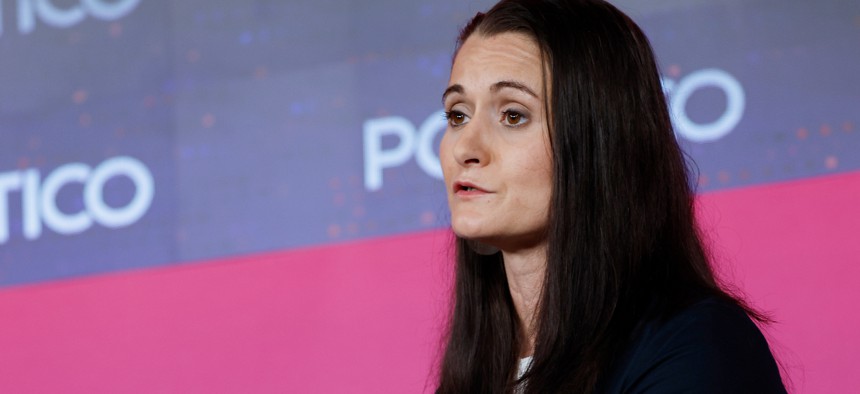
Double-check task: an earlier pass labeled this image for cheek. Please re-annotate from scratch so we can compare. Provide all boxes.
[521,172,552,210]
[512,146,553,210]
[439,132,456,175]
[439,131,452,157]
[536,165,553,211]
[533,141,554,196]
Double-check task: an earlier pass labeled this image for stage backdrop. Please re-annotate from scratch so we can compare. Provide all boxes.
[1,0,858,392]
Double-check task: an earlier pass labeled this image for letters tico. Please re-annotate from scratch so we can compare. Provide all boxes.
[0,156,154,244]
[0,0,141,37]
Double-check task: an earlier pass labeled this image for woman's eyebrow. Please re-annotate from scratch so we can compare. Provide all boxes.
[491,80,538,98]
[442,80,538,105]
[442,84,464,104]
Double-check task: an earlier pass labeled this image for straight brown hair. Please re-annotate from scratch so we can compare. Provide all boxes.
[436,1,767,392]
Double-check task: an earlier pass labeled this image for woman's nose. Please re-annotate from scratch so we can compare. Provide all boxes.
[452,117,490,167]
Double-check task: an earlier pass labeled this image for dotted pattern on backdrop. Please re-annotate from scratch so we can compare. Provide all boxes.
[0,0,858,286]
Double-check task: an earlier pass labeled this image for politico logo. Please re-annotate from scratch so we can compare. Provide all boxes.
[0,156,154,244]
[363,68,745,191]
[0,0,141,37]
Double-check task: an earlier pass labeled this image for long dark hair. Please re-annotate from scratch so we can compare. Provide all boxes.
[436,1,765,393]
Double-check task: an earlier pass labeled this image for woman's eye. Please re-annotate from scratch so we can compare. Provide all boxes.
[445,110,469,126]
[501,110,528,126]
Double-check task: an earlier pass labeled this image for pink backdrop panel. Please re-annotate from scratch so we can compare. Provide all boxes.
[0,171,857,393]
[0,231,454,393]
[698,170,860,393]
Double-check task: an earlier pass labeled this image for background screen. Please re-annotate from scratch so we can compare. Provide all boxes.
[1,1,857,392]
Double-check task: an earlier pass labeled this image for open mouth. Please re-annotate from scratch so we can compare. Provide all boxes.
[454,182,488,194]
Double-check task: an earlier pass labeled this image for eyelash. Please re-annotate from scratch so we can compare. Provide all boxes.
[444,109,530,128]
[444,110,469,127]
[501,109,528,127]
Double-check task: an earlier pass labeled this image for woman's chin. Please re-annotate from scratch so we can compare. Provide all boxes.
[450,219,489,240]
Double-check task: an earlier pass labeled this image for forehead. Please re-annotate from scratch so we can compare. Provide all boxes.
[450,32,544,92]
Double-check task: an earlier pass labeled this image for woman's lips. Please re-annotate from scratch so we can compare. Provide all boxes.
[453,181,492,196]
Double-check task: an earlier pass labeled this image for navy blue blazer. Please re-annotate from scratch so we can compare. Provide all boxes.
[600,297,787,393]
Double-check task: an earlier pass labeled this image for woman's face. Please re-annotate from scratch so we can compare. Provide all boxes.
[440,32,553,251]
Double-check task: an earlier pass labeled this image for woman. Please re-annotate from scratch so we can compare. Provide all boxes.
[436,0,787,393]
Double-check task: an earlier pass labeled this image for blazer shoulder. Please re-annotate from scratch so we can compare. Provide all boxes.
[607,297,786,394]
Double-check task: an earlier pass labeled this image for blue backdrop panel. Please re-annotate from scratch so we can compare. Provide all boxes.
[1,0,858,286]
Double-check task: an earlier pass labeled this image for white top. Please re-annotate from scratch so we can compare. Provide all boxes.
[516,356,533,393]
[517,356,533,380]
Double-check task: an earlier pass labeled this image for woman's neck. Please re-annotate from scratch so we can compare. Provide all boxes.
[501,243,547,358]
